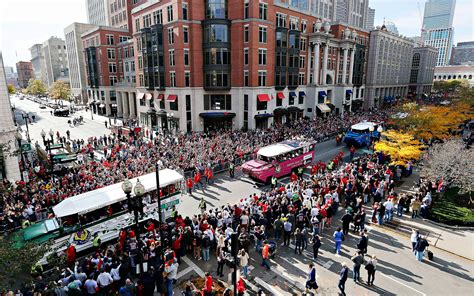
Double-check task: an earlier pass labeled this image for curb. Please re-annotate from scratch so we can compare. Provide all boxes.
[372,223,474,262]
[422,218,474,231]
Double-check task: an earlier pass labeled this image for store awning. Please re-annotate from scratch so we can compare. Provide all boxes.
[287,106,303,112]
[299,91,306,97]
[316,103,331,113]
[327,103,336,110]
[167,94,177,102]
[318,91,327,97]
[145,93,152,100]
[99,104,105,108]
[273,107,288,114]
[255,113,273,119]
[137,92,145,100]
[257,94,271,102]
[199,112,236,118]
[289,92,297,98]
[346,90,353,94]
[158,94,165,101]
[277,92,285,100]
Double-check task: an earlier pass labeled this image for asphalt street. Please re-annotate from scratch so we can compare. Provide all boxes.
[9,94,474,295]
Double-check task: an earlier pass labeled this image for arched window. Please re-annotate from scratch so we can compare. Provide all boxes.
[469,75,473,79]
[411,53,420,67]
[463,75,467,79]
[443,75,446,79]
[448,75,452,79]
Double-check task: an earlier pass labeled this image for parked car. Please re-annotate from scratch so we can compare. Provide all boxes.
[53,108,69,117]
[39,104,47,109]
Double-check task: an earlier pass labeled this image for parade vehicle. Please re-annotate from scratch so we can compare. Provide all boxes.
[241,140,315,183]
[343,121,381,147]
[13,169,184,263]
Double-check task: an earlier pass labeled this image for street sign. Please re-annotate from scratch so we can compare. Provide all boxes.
[161,195,180,210]
[48,143,64,150]
[21,143,32,152]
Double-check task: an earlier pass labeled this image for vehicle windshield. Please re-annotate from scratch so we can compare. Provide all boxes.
[351,128,368,134]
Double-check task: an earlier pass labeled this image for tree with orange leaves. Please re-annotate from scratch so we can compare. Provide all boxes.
[374,130,424,166]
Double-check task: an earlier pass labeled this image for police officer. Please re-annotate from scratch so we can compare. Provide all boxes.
[92,232,102,252]
[271,176,277,190]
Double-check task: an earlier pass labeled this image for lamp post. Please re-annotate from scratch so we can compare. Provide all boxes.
[155,163,166,277]
[49,129,54,143]
[15,131,25,181]
[40,129,46,146]
[147,107,157,140]
[122,178,145,273]
[21,113,31,142]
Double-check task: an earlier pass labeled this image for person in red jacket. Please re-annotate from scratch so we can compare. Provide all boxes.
[311,164,318,176]
[290,172,298,182]
[207,169,213,185]
[66,243,76,267]
[203,272,213,296]
[186,177,193,195]
[194,172,201,190]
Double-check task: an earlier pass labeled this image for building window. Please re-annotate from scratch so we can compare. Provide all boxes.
[183,26,189,43]
[290,17,298,30]
[244,48,249,65]
[258,71,266,86]
[412,53,420,67]
[203,24,229,42]
[109,76,118,86]
[138,56,143,69]
[244,26,249,43]
[139,74,144,86]
[289,94,294,105]
[244,1,249,19]
[106,35,114,45]
[300,38,306,51]
[143,14,151,28]
[298,90,305,104]
[131,61,135,71]
[168,28,174,44]
[170,72,176,87]
[259,3,267,20]
[259,27,267,43]
[107,48,116,59]
[258,49,267,65]
[169,50,175,66]
[205,71,230,88]
[298,73,305,86]
[153,9,163,24]
[108,62,117,73]
[167,5,174,22]
[182,3,188,20]
[301,20,307,33]
[170,96,179,110]
[276,13,286,27]
[184,49,189,66]
[203,94,232,110]
[299,56,305,68]
[256,98,267,111]
[244,71,249,86]
[185,71,190,86]
[135,18,140,32]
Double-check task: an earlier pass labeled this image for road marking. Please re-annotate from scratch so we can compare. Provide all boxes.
[254,277,292,296]
[242,278,259,292]
[176,266,193,279]
[379,273,427,296]
[270,265,306,290]
[287,243,333,268]
[182,256,205,277]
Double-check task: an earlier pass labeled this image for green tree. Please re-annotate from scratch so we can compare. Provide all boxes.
[7,83,15,94]
[26,79,47,96]
[49,81,71,104]
[0,236,50,290]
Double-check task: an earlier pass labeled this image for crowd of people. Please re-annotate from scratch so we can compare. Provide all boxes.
[10,141,437,296]
[1,111,390,232]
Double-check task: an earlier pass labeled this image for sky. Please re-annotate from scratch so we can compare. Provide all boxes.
[0,0,473,68]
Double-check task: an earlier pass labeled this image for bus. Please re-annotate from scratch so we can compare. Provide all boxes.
[241,140,315,183]
[343,121,381,147]
[13,169,184,262]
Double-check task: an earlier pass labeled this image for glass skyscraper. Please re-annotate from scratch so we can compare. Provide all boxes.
[422,0,456,66]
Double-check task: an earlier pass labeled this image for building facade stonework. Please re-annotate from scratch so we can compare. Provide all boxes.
[42,37,70,87]
[409,46,438,98]
[15,61,35,88]
[0,52,21,181]
[29,44,48,85]
[365,26,415,109]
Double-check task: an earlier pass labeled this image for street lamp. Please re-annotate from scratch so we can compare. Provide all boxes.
[155,163,166,278]
[21,113,31,142]
[15,131,25,181]
[49,129,54,143]
[40,129,46,146]
[147,107,157,140]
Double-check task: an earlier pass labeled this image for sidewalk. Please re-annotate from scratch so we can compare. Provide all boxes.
[381,171,474,261]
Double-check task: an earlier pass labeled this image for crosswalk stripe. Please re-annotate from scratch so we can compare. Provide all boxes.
[254,277,293,296]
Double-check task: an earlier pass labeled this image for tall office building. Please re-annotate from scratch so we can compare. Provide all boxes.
[29,44,48,84]
[4,66,18,88]
[42,37,70,87]
[0,52,21,181]
[422,0,456,66]
[86,0,110,26]
[384,21,399,35]
[450,41,474,65]
[365,7,375,30]
[335,0,369,29]
[422,0,456,30]
[64,23,96,103]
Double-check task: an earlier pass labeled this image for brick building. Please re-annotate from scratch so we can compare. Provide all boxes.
[15,61,35,88]
[107,0,367,133]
